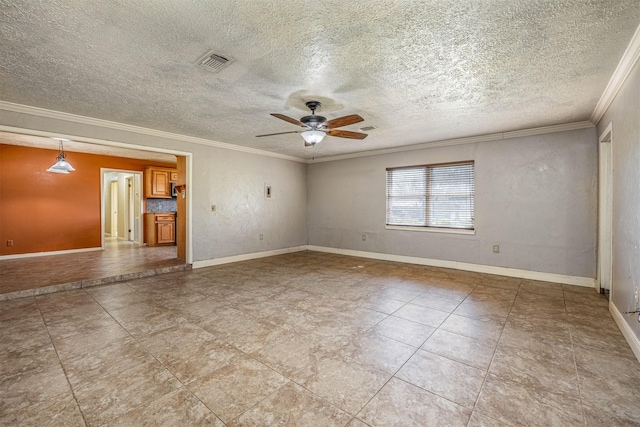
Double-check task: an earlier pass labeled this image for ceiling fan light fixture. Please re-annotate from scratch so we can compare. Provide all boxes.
[301,130,325,145]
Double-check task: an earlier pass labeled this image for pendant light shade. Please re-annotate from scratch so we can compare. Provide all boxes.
[301,130,326,146]
[47,139,75,173]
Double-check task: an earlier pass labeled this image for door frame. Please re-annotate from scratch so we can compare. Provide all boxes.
[597,122,613,296]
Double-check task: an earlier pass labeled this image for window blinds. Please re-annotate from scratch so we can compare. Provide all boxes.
[386,161,474,229]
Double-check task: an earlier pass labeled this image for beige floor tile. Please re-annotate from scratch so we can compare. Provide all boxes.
[439,314,504,342]
[338,330,417,374]
[0,389,85,427]
[575,346,640,423]
[53,322,132,361]
[189,355,289,424]
[138,323,242,384]
[371,315,436,347]
[110,387,224,427]
[452,299,511,322]
[396,350,486,408]
[353,295,407,314]
[0,362,72,415]
[1,250,638,426]
[86,283,153,311]
[251,331,345,381]
[298,355,392,415]
[410,293,462,313]
[475,275,522,291]
[357,377,471,427]
[62,339,153,387]
[422,329,497,370]
[73,360,182,426]
[230,382,352,426]
[393,304,450,327]
[466,285,518,304]
[0,310,50,347]
[0,343,59,378]
[108,301,188,337]
[467,411,513,427]
[345,418,371,426]
[475,373,584,426]
[489,338,580,397]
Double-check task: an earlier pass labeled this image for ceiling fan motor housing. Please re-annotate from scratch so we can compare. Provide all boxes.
[301,101,326,129]
[300,114,327,129]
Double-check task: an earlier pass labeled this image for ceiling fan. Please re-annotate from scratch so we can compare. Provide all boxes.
[256,101,368,146]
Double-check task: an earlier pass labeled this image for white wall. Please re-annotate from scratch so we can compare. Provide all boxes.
[308,128,598,279]
[597,59,640,340]
[0,110,308,263]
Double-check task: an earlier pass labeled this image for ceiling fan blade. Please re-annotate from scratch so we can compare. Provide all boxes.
[327,129,368,140]
[271,113,305,127]
[324,114,364,129]
[255,131,300,137]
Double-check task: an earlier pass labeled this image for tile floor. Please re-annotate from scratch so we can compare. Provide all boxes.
[1,251,639,426]
[0,239,185,299]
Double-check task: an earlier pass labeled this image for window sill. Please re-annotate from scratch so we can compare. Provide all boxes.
[385,225,476,235]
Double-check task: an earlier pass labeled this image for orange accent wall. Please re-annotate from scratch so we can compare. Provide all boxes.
[0,144,175,256]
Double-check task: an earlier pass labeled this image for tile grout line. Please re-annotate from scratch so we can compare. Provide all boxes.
[465,280,522,427]
[84,286,230,425]
[564,290,589,427]
[350,279,479,424]
[33,294,90,427]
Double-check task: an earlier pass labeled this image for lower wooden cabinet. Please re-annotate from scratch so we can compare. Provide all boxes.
[144,213,176,246]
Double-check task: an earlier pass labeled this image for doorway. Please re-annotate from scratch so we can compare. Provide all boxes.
[598,123,613,296]
[101,169,143,247]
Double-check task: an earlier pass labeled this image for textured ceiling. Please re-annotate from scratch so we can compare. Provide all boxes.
[1,1,638,160]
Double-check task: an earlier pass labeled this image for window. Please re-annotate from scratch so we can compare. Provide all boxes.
[386,161,474,230]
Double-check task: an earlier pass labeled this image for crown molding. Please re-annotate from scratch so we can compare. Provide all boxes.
[0,100,595,166]
[0,101,307,164]
[591,23,640,125]
[309,121,594,164]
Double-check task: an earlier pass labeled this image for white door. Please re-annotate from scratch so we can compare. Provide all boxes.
[598,123,613,295]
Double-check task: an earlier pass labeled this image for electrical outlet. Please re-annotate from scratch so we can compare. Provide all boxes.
[362,234,366,241]
[260,234,263,240]
[493,245,500,253]
[6,240,13,246]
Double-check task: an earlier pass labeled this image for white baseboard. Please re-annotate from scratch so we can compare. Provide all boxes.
[609,301,640,363]
[0,246,102,260]
[192,246,308,269]
[307,246,596,288]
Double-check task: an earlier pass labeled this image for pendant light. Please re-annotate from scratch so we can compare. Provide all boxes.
[47,138,75,174]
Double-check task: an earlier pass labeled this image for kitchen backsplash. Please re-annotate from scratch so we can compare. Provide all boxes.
[146,198,177,213]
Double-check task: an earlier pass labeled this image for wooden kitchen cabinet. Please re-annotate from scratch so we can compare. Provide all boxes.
[144,167,177,198]
[144,213,176,246]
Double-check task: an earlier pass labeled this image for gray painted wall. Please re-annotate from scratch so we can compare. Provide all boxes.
[0,110,308,262]
[308,128,598,278]
[597,60,640,339]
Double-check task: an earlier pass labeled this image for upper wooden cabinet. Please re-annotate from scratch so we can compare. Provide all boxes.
[144,167,177,198]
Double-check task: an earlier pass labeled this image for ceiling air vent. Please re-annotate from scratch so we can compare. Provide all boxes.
[196,50,234,73]
[360,125,377,132]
